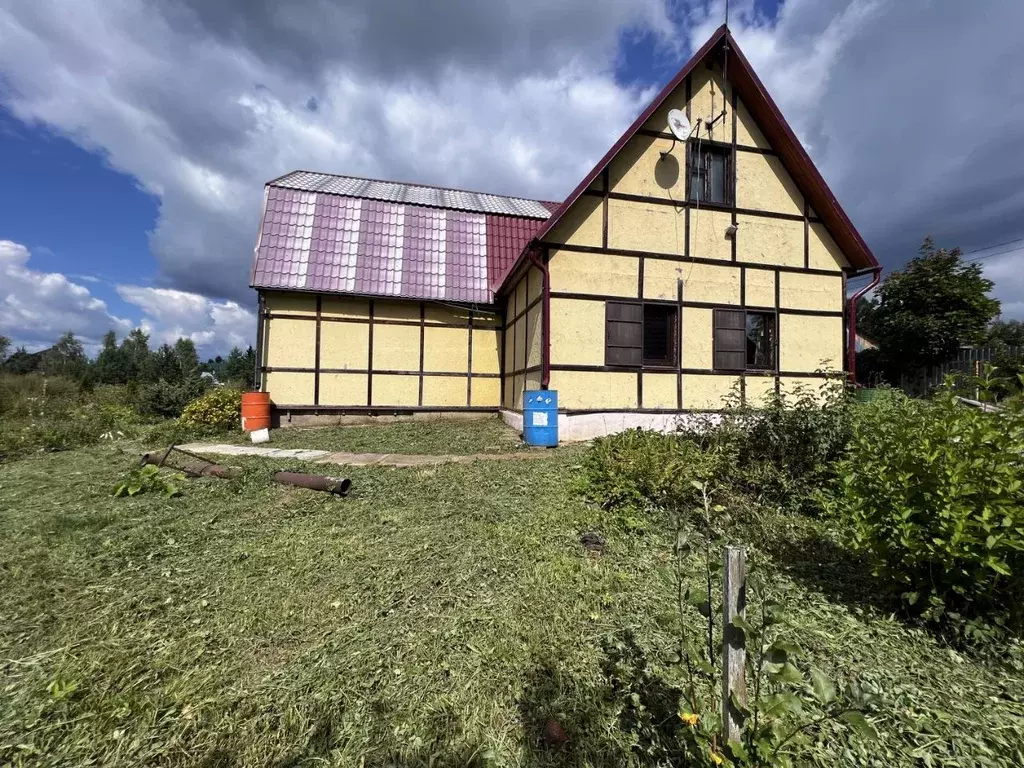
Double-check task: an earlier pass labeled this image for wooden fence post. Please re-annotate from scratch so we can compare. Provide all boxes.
[722,546,747,745]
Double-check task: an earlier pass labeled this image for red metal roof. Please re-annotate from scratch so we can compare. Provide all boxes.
[251,179,554,304]
[496,25,878,291]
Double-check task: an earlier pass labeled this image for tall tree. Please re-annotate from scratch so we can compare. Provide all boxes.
[93,330,126,384]
[865,237,1000,371]
[40,332,88,379]
[0,335,10,364]
[3,346,40,374]
[173,338,200,382]
[151,343,181,383]
[119,328,153,382]
[987,319,1024,348]
[223,346,248,386]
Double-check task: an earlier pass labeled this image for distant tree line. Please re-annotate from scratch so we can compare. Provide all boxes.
[0,329,257,417]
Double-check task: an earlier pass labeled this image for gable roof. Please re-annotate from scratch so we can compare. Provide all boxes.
[496,24,877,289]
[250,172,555,304]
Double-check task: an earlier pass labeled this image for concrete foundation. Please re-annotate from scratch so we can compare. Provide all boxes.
[500,409,722,443]
[271,409,497,429]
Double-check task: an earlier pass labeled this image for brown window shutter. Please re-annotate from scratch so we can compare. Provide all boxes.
[606,301,642,367]
[714,309,746,371]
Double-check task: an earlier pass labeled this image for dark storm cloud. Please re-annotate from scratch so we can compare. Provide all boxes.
[153,0,673,83]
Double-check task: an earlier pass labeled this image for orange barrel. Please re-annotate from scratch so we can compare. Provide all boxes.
[240,391,271,432]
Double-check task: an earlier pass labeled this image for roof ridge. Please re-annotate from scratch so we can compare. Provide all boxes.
[269,169,556,209]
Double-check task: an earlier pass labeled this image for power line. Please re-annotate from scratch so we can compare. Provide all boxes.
[962,236,1024,257]
[964,244,1024,264]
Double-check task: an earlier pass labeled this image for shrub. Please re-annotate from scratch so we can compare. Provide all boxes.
[179,388,242,431]
[135,379,204,419]
[577,429,719,529]
[835,387,1024,637]
[681,382,854,514]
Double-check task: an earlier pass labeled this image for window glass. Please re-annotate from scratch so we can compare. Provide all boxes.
[745,312,775,369]
[709,152,727,203]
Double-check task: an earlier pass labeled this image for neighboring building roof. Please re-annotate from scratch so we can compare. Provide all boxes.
[500,24,879,289]
[272,171,554,218]
[251,174,555,304]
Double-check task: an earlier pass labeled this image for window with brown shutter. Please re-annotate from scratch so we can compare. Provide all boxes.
[713,309,776,371]
[606,301,643,367]
[606,302,678,368]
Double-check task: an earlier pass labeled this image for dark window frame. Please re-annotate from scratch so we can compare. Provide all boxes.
[605,300,679,369]
[712,308,777,373]
[688,142,733,206]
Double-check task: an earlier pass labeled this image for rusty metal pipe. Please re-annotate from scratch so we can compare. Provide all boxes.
[140,450,240,479]
[273,471,351,496]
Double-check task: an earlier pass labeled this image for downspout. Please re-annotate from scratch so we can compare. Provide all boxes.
[525,246,551,389]
[846,267,881,384]
[254,292,266,391]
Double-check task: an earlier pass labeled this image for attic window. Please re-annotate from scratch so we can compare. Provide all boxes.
[689,144,732,205]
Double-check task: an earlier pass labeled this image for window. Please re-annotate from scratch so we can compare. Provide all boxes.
[643,305,677,366]
[713,309,776,371]
[689,143,731,205]
[606,301,678,368]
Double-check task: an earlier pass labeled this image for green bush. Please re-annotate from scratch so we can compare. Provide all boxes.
[577,429,718,529]
[179,388,242,430]
[134,378,204,419]
[835,387,1024,637]
[678,382,853,514]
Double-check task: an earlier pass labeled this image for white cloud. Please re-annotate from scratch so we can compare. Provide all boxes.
[0,240,132,351]
[0,240,254,356]
[113,286,252,352]
[115,285,255,353]
[0,0,665,304]
[2,0,1023,327]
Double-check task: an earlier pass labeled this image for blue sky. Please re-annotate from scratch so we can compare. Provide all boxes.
[0,108,159,322]
[1,0,1022,356]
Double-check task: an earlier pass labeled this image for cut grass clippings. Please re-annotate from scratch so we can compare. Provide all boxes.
[223,415,527,456]
[0,435,1022,765]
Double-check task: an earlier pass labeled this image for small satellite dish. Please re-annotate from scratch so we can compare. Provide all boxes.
[667,109,692,141]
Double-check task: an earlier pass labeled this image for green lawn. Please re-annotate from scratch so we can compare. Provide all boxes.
[222,415,527,455]
[1,431,1022,765]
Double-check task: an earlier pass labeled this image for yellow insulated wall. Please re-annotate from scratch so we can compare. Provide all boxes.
[502,265,544,410]
[521,52,852,413]
[260,292,501,409]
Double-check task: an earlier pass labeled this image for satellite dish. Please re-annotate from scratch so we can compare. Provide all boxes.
[667,109,692,141]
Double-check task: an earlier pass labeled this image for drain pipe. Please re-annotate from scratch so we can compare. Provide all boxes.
[526,246,551,389]
[846,267,881,384]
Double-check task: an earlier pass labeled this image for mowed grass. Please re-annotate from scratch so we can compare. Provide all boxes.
[1,433,1022,765]
[223,416,527,455]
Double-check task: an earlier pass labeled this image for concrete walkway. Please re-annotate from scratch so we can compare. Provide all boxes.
[176,443,554,468]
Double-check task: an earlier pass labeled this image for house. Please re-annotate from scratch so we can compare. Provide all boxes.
[249,25,880,439]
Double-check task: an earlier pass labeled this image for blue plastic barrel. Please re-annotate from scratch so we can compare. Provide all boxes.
[523,390,558,447]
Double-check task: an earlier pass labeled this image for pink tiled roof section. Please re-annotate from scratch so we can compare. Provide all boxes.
[251,173,555,304]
